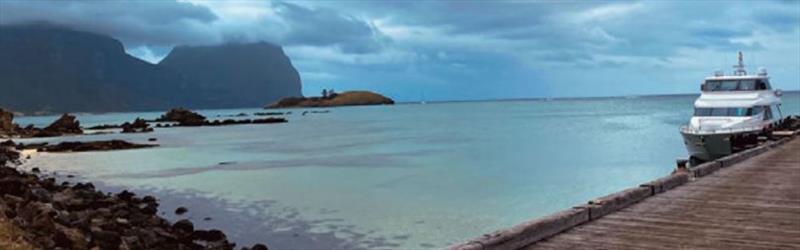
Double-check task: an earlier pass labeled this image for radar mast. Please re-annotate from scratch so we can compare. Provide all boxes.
[733,51,747,76]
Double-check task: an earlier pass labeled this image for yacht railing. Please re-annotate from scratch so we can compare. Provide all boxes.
[680,124,764,135]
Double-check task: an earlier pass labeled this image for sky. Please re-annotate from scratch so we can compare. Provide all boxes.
[1,0,799,102]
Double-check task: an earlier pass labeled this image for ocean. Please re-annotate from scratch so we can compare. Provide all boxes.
[14,92,800,249]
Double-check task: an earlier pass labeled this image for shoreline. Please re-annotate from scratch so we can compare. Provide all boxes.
[1,146,270,249]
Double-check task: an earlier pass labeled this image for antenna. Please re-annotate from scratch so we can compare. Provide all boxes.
[733,51,747,76]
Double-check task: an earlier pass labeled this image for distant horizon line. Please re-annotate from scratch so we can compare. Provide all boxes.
[12,89,800,117]
[396,89,800,105]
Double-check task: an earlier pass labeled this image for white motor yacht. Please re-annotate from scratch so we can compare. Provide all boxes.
[680,52,783,164]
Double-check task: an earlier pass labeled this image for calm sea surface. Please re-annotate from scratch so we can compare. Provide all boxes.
[15,93,800,249]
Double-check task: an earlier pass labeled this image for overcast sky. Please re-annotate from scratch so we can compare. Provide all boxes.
[1,0,799,101]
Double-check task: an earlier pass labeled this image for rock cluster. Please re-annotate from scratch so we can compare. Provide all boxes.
[203,118,287,126]
[121,118,154,133]
[0,165,270,249]
[253,112,286,116]
[157,108,287,127]
[1,111,85,138]
[157,108,207,126]
[0,140,20,166]
[38,140,157,153]
[777,115,800,130]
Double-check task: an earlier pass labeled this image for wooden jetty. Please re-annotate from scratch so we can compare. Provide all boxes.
[452,135,799,250]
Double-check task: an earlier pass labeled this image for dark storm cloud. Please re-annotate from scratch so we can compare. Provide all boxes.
[0,0,220,47]
[0,0,388,54]
[272,1,388,54]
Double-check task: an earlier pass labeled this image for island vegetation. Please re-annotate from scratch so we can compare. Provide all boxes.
[267,90,394,109]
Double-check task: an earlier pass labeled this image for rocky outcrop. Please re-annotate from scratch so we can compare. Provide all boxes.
[0,140,20,166]
[121,118,153,133]
[3,113,86,138]
[38,140,156,153]
[157,108,206,126]
[0,109,13,136]
[0,165,269,249]
[43,114,83,135]
[267,91,394,109]
[157,108,288,127]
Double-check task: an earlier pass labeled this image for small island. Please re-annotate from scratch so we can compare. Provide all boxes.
[266,90,394,109]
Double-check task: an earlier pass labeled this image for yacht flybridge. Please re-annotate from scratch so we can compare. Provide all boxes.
[680,52,783,164]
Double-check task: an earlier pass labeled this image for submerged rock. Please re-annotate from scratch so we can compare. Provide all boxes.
[39,140,157,152]
[174,206,188,215]
[157,107,288,127]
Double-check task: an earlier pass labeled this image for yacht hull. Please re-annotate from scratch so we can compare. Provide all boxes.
[681,132,732,162]
[680,130,762,163]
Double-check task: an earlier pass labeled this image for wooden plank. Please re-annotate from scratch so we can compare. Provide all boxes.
[524,138,800,250]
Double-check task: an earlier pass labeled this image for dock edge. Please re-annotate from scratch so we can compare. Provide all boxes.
[449,132,797,250]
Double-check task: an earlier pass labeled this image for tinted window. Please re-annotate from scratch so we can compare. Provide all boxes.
[739,80,755,90]
[694,107,752,117]
[719,81,739,91]
[764,106,772,120]
[756,80,768,90]
[730,107,748,116]
[703,79,770,91]
[694,108,711,116]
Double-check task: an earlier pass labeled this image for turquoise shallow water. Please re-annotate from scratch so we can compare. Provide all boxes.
[14,93,800,249]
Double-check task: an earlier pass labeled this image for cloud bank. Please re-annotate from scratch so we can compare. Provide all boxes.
[1,0,798,100]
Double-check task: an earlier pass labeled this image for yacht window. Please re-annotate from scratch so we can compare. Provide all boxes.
[756,80,769,90]
[764,106,773,120]
[702,79,769,91]
[719,81,739,91]
[695,108,712,116]
[694,107,751,117]
[739,80,755,90]
[751,106,763,115]
[730,107,748,116]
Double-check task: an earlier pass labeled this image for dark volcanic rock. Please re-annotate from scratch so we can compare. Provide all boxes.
[0,108,14,136]
[44,114,83,135]
[9,113,86,138]
[158,108,288,127]
[268,91,394,109]
[40,140,156,152]
[172,219,194,233]
[157,108,206,126]
[1,142,20,166]
[0,165,267,249]
[174,206,188,215]
[251,243,269,250]
[86,124,121,130]
[121,118,153,133]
